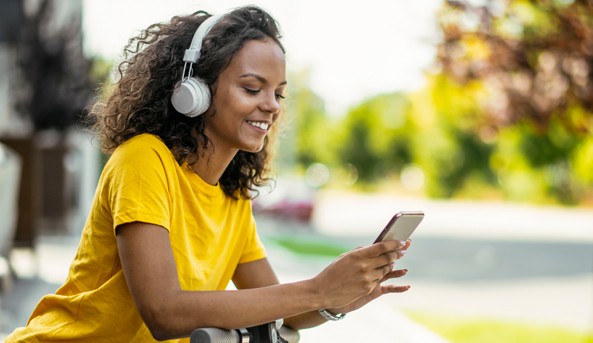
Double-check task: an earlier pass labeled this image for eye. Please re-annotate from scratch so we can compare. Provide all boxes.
[244,88,260,94]
[276,94,285,100]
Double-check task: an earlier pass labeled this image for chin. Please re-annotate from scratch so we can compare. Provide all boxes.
[242,147,264,154]
[241,143,265,153]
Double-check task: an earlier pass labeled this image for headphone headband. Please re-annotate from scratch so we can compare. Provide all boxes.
[171,13,224,117]
[183,14,224,63]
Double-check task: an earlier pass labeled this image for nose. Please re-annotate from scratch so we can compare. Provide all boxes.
[259,91,281,115]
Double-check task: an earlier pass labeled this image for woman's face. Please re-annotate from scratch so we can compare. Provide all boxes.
[204,38,286,154]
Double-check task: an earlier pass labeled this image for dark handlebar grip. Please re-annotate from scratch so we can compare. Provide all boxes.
[278,326,300,343]
[190,327,240,343]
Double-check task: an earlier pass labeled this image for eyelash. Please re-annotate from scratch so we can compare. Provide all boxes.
[244,88,285,100]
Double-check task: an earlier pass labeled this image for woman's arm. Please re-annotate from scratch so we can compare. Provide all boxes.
[116,221,407,341]
[232,257,329,330]
[232,244,411,330]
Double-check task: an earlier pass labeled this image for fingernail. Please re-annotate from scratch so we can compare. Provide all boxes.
[400,250,407,256]
[391,262,397,269]
[399,240,406,246]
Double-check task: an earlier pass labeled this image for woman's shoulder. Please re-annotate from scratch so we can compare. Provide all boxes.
[112,134,171,159]
[106,133,176,170]
[119,133,168,151]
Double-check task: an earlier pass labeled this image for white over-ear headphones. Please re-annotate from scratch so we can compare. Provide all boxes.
[171,14,224,117]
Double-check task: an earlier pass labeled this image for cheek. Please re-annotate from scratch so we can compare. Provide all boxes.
[215,90,252,115]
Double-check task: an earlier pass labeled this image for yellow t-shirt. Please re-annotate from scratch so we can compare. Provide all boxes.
[8,134,267,343]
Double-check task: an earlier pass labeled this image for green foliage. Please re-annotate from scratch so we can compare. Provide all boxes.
[425,0,593,204]
[283,67,592,205]
[488,120,587,205]
[410,72,591,204]
[90,56,114,89]
[337,93,412,183]
[412,75,497,198]
[277,70,338,172]
[293,87,331,166]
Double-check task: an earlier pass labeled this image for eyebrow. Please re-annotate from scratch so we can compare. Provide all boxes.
[239,73,287,86]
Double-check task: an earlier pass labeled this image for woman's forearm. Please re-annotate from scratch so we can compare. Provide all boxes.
[147,280,325,340]
[283,309,328,330]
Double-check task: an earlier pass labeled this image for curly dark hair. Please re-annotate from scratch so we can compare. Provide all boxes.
[90,6,284,199]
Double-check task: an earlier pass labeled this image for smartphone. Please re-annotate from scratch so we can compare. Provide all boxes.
[374,211,424,244]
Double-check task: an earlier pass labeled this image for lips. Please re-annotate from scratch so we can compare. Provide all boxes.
[246,120,269,131]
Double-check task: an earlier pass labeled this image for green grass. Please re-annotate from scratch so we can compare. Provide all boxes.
[406,311,593,343]
[265,236,351,257]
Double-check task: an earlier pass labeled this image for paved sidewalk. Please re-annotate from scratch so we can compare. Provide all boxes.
[298,299,449,343]
[267,253,450,343]
[383,275,593,331]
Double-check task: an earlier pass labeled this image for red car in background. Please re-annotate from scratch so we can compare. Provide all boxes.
[252,176,315,222]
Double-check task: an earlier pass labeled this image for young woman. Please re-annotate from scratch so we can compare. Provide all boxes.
[7,6,411,343]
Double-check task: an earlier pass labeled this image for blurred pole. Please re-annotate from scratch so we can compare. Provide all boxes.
[0,138,41,248]
[0,144,22,258]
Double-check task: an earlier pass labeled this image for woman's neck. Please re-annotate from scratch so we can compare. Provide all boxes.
[190,143,238,186]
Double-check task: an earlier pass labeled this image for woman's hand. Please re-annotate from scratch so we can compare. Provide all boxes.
[328,268,410,314]
[311,239,411,311]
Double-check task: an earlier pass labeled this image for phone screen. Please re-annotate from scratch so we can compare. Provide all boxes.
[374,211,424,244]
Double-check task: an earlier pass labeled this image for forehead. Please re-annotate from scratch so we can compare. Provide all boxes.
[222,39,286,82]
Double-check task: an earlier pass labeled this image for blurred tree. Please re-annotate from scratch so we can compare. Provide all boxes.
[1,0,106,243]
[338,93,413,183]
[438,0,593,131]
[282,70,337,170]
[434,0,593,204]
[408,75,497,198]
[15,0,96,131]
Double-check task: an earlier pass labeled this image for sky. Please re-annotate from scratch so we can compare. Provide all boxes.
[82,0,443,116]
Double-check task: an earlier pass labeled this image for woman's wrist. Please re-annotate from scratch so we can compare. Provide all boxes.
[303,277,330,310]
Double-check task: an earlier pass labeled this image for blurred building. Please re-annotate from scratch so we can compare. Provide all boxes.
[0,0,98,271]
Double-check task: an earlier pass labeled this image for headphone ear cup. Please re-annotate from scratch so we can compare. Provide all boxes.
[171,77,211,117]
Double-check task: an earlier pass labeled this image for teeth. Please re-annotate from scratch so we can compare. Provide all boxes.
[247,121,269,131]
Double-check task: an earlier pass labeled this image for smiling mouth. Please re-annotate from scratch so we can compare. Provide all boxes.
[246,120,269,131]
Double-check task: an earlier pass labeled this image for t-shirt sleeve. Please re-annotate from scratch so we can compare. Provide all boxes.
[106,140,172,236]
[238,213,267,264]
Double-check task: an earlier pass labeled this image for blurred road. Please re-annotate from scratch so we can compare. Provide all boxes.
[2,191,593,341]
[263,191,593,333]
[260,229,593,332]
